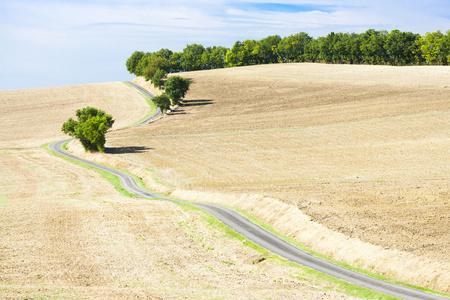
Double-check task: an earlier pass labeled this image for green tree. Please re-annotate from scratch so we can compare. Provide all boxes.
[226,40,262,66]
[127,29,450,72]
[323,32,341,63]
[277,32,312,62]
[164,76,191,106]
[384,30,421,65]
[152,69,167,89]
[226,41,244,66]
[316,36,331,62]
[181,44,205,71]
[331,32,349,63]
[168,52,183,73]
[134,53,152,76]
[445,30,450,63]
[259,35,281,64]
[126,51,145,75]
[209,46,229,69]
[152,93,171,114]
[347,33,363,64]
[421,31,448,65]
[155,48,173,61]
[143,55,168,81]
[244,39,263,65]
[61,107,114,153]
[201,50,212,70]
[304,38,319,62]
[360,29,388,64]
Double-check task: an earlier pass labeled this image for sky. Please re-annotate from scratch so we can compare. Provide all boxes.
[1,0,449,90]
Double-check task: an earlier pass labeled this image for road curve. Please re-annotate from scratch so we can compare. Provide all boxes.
[49,84,448,300]
[125,81,161,126]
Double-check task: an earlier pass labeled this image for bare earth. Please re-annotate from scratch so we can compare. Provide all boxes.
[96,63,448,292]
[0,81,357,298]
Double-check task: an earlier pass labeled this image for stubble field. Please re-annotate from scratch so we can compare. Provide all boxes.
[97,63,449,292]
[0,81,360,299]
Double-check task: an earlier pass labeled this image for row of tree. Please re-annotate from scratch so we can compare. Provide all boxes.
[126,29,450,78]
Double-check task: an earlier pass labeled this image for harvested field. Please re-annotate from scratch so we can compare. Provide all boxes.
[98,63,449,292]
[0,81,357,299]
[1,149,353,299]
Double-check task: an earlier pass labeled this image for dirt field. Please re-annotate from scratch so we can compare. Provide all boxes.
[95,63,449,292]
[0,81,357,299]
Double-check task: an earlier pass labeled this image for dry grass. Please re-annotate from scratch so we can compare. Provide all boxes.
[95,63,449,292]
[0,81,358,299]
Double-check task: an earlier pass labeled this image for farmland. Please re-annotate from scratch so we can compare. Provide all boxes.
[1,79,367,298]
[91,63,450,292]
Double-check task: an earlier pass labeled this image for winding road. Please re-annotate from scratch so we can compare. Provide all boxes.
[49,82,448,300]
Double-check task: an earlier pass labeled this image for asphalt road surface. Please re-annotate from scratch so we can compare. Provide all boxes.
[49,83,448,300]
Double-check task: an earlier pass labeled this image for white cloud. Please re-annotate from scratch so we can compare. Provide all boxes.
[1,0,449,90]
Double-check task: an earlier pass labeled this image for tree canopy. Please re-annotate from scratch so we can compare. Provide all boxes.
[126,29,450,78]
[152,93,171,114]
[125,51,145,75]
[164,76,191,106]
[152,69,167,89]
[61,107,114,153]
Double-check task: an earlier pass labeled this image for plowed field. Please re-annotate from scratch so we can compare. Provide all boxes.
[0,81,356,299]
[100,63,449,292]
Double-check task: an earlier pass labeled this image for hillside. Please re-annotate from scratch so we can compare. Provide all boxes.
[0,82,151,148]
[0,81,359,299]
[89,63,449,292]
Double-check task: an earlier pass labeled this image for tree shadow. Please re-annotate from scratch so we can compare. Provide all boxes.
[105,146,152,154]
[180,99,213,107]
[170,109,187,115]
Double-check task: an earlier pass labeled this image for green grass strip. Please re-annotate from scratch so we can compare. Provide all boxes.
[42,141,140,198]
[121,81,157,128]
[202,201,448,297]
[172,201,400,299]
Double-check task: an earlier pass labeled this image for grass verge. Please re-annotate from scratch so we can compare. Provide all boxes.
[201,201,449,298]
[42,141,139,198]
[172,201,400,300]
[122,81,157,128]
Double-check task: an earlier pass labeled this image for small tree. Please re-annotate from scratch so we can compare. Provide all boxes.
[61,107,114,153]
[164,76,190,106]
[152,69,167,89]
[152,93,171,114]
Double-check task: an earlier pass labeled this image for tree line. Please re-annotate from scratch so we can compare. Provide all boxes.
[126,29,450,79]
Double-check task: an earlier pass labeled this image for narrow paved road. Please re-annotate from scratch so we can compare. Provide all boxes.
[49,83,448,300]
[125,81,161,126]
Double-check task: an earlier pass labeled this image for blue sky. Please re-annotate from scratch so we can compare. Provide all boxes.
[1,0,449,90]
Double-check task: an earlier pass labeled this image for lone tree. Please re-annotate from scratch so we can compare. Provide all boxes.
[164,76,191,106]
[62,106,114,153]
[152,93,171,114]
